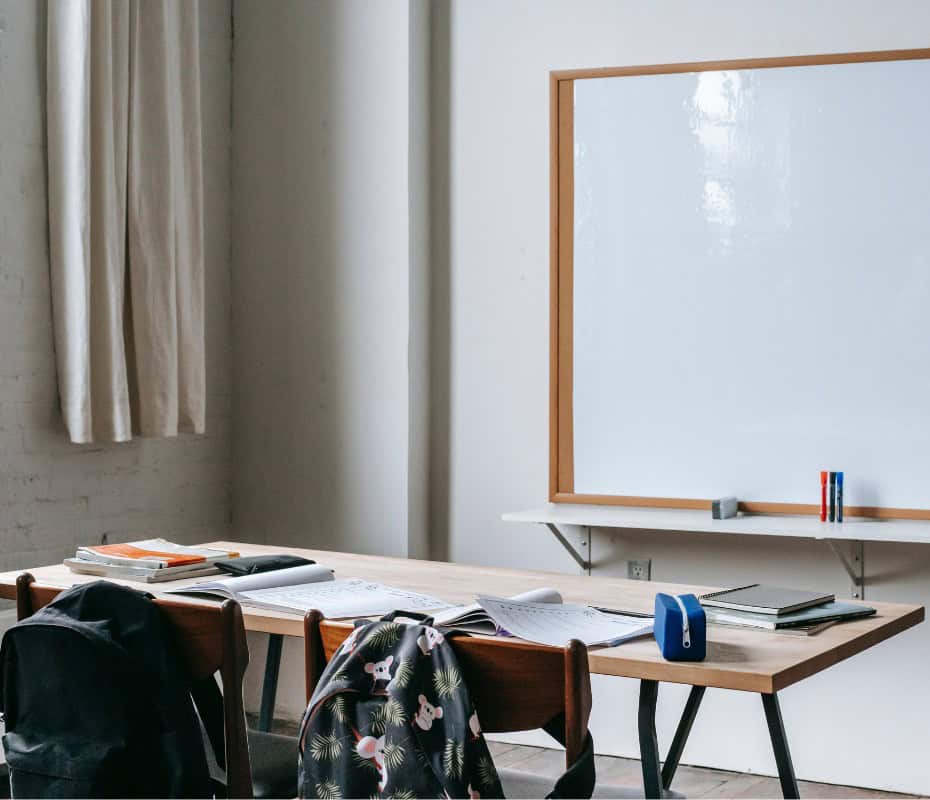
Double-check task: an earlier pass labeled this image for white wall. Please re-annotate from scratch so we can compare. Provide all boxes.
[231,0,433,715]
[433,0,930,793]
[229,0,930,791]
[0,0,233,574]
[231,0,430,560]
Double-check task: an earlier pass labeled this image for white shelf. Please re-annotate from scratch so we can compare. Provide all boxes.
[502,504,930,546]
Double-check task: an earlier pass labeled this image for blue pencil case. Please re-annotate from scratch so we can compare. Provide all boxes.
[654,593,706,661]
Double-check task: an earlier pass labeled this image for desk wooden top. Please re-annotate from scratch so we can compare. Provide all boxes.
[0,540,922,694]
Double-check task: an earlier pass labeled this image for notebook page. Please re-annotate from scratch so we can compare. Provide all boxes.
[238,578,452,618]
[432,587,561,627]
[165,563,333,598]
[476,596,653,648]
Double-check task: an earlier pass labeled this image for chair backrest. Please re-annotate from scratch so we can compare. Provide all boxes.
[14,573,254,799]
[303,611,593,767]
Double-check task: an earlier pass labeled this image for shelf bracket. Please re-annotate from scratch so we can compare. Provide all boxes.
[544,523,591,575]
[826,540,865,600]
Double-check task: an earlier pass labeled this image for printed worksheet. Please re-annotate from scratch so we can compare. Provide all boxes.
[476,595,653,648]
[432,587,562,635]
[239,578,452,618]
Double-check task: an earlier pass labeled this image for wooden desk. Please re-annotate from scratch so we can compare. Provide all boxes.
[0,541,922,799]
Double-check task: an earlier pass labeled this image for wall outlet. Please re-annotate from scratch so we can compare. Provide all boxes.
[627,559,652,581]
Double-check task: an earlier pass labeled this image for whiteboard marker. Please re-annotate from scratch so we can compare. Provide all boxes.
[820,471,827,522]
[829,472,836,522]
[836,472,844,522]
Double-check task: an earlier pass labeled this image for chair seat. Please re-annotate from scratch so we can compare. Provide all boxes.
[499,767,685,799]
[248,730,298,800]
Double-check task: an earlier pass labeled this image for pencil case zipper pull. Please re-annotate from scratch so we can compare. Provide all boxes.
[673,594,691,649]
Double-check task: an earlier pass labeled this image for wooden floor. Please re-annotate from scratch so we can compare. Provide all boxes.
[257,716,918,798]
[488,741,920,799]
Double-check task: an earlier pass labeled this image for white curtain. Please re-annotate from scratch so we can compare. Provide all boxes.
[47,0,205,443]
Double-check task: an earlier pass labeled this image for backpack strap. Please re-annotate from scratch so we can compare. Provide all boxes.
[542,712,596,799]
[190,676,226,770]
[378,610,435,626]
[189,674,229,798]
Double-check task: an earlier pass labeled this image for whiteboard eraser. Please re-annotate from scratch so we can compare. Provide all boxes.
[712,496,739,519]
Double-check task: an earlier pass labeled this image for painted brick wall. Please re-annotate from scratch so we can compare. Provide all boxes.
[0,0,233,576]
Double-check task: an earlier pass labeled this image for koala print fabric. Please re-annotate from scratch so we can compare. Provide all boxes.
[298,618,505,799]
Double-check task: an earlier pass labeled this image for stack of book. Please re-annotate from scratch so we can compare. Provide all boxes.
[65,539,240,583]
[699,584,875,636]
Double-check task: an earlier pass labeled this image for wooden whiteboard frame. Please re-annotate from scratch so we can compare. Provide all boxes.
[549,48,930,520]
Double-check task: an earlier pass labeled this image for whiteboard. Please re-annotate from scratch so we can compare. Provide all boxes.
[571,57,930,511]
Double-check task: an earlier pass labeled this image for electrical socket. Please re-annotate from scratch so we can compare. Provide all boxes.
[627,559,651,581]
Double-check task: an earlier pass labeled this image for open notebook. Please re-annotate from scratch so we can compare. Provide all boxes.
[432,588,561,634]
[165,564,334,602]
[476,595,653,648]
[167,571,651,646]
[167,567,451,619]
[434,589,653,648]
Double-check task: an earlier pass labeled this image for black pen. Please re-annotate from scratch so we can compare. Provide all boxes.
[594,606,653,619]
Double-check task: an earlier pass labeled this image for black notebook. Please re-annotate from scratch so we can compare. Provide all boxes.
[700,584,834,615]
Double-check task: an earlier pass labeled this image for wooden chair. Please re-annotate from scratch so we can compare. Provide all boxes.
[14,573,292,800]
[302,612,661,799]
[303,611,590,763]
[304,611,683,800]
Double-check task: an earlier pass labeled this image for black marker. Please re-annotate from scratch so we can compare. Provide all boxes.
[836,472,844,523]
[828,472,836,522]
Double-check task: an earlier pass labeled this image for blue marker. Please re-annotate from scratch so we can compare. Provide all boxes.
[836,472,844,522]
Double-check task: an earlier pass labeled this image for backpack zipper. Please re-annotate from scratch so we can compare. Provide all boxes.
[672,595,691,649]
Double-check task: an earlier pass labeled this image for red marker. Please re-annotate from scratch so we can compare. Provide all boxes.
[820,471,828,522]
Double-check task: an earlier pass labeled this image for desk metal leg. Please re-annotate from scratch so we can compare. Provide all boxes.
[640,682,799,800]
[638,680,663,799]
[661,685,705,788]
[257,633,284,732]
[762,692,800,799]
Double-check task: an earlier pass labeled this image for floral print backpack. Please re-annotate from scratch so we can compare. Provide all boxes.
[298,612,505,799]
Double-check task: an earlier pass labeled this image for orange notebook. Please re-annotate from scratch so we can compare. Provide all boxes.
[75,539,239,569]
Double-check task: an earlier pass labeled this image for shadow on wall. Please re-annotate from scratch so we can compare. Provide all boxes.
[429,0,451,562]
[232,0,350,549]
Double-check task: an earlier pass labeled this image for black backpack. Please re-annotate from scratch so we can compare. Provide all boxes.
[0,581,223,798]
[298,613,596,799]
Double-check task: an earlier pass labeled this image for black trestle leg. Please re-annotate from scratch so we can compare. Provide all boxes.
[638,679,663,799]
[257,633,284,732]
[661,684,706,789]
[761,692,800,799]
